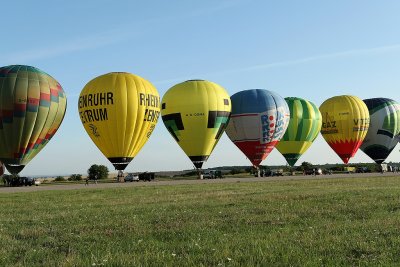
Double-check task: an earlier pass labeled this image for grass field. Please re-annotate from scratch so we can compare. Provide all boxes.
[1,176,400,266]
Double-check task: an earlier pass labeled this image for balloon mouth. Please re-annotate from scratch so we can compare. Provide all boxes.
[341,157,350,164]
[108,157,133,171]
[4,164,25,175]
[189,156,209,169]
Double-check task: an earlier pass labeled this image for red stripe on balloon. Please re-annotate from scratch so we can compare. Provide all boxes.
[234,140,279,167]
[50,88,58,96]
[40,93,51,101]
[14,103,26,111]
[327,140,363,164]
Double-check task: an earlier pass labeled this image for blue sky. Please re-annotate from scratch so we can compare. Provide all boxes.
[2,0,400,176]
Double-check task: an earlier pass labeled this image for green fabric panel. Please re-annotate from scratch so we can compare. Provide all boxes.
[282,98,295,140]
[291,100,302,141]
[368,101,395,115]
[383,110,400,134]
[305,102,321,141]
[295,99,309,141]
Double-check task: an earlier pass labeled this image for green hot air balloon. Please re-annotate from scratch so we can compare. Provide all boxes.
[360,98,400,164]
[275,97,322,166]
[0,65,67,174]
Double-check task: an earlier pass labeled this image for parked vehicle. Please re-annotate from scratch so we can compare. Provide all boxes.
[343,166,356,173]
[356,167,371,173]
[305,168,322,175]
[138,172,155,181]
[20,177,35,186]
[124,173,139,182]
[271,169,284,176]
[204,170,223,179]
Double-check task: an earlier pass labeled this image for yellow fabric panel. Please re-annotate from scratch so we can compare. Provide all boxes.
[161,80,231,158]
[276,141,313,155]
[78,72,160,159]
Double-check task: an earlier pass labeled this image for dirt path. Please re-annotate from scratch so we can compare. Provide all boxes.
[0,172,398,194]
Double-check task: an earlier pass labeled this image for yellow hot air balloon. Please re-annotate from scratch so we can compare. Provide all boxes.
[161,80,231,170]
[78,72,160,170]
[319,95,369,164]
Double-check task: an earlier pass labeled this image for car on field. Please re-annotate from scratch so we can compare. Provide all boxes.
[304,168,322,175]
[356,166,371,173]
[20,177,36,186]
[124,173,139,182]
[203,170,223,179]
[138,172,155,181]
[271,169,284,176]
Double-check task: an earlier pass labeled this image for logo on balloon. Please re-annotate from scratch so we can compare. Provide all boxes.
[260,109,286,144]
[353,118,369,132]
[89,124,100,137]
[321,113,338,134]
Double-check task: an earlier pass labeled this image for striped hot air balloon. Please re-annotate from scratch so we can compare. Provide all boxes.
[225,89,290,167]
[275,97,322,166]
[360,98,400,164]
[0,65,67,174]
[319,95,369,164]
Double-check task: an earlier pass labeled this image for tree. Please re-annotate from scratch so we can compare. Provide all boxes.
[54,176,65,181]
[300,161,313,171]
[87,165,109,180]
[68,174,82,181]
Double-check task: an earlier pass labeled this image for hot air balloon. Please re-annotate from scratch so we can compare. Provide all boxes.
[225,89,290,171]
[275,97,322,166]
[78,72,160,172]
[319,95,369,164]
[0,65,67,174]
[360,98,400,164]
[161,80,231,175]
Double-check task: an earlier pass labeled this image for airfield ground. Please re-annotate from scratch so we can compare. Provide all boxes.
[0,171,397,193]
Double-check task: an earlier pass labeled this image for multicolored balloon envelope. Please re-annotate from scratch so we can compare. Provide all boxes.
[0,65,67,174]
[319,95,369,164]
[275,97,322,166]
[78,72,160,170]
[161,80,231,169]
[360,98,400,164]
[225,89,290,167]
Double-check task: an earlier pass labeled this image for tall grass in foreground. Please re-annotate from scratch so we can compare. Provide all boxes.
[0,176,400,266]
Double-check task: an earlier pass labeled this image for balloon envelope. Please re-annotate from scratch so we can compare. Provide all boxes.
[161,80,231,169]
[360,98,400,164]
[78,72,160,170]
[275,97,322,166]
[225,89,290,167]
[319,95,369,164]
[0,65,67,174]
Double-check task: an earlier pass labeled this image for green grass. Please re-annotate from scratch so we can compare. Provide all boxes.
[1,176,400,266]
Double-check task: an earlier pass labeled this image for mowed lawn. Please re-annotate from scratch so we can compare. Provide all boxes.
[1,176,400,266]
